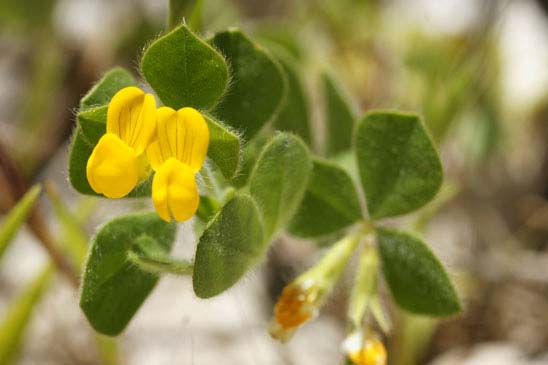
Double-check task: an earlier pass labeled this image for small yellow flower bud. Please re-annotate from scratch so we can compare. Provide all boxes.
[268,232,364,342]
[268,280,319,342]
[342,330,386,365]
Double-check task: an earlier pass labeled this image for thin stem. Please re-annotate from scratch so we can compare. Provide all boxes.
[302,228,367,287]
[347,244,379,329]
[128,251,193,276]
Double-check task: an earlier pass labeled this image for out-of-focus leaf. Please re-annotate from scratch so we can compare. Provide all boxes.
[256,26,303,60]
[80,68,135,111]
[322,72,356,156]
[193,194,264,298]
[377,228,460,316]
[45,183,88,266]
[270,47,312,145]
[249,133,311,239]
[211,29,287,140]
[289,159,362,238]
[0,264,53,364]
[355,111,442,220]
[141,24,228,110]
[168,0,194,27]
[0,0,55,29]
[80,212,176,336]
[0,185,41,260]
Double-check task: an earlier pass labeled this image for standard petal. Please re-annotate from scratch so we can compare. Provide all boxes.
[146,140,165,171]
[156,106,209,172]
[176,107,209,172]
[156,106,178,164]
[152,158,199,222]
[86,133,139,198]
[106,86,156,153]
[131,93,157,154]
[151,159,171,222]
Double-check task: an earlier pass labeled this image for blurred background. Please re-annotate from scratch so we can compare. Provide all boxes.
[0,0,547,364]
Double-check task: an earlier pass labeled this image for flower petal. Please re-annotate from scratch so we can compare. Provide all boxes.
[146,140,164,171]
[106,86,156,154]
[152,158,199,222]
[156,106,209,172]
[86,133,139,198]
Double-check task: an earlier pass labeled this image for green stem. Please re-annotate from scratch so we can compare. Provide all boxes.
[128,251,193,276]
[347,244,379,329]
[301,227,370,289]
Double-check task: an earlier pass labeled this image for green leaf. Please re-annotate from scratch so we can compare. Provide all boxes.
[250,133,311,239]
[141,24,228,110]
[68,127,97,195]
[355,111,443,219]
[80,67,135,111]
[289,159,362,238]
[193,194,264,298]
[0,185,41,261]
[80,212,176,336]
[271,48,312,145]
[78,105,108,145]
[322,72,356,156]
[229,137,265,188]
[377,228,460,316]
[0,264,53,365]
[204,115,240,179]
[211,29,287,140]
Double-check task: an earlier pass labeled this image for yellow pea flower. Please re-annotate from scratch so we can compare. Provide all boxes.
[146,106,209,222]
[342,330,386,365]
[86,87,157,198]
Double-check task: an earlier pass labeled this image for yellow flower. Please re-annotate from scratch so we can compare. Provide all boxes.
[268,279,320,342]
[86,87,157,198]
[342,330,387,365]
[146,106,209,222]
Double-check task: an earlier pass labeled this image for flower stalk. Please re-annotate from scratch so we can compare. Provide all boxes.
[127,251,193,276]
[269,229,367,341]
[347,243,379,330]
